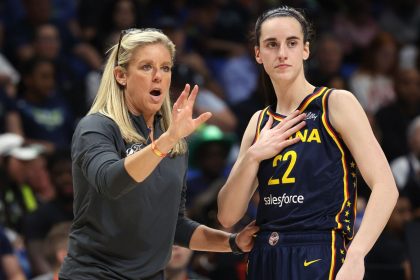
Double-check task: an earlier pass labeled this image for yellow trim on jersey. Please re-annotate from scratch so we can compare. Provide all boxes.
[328,230,336,280]
[253,107,269,143]
[353,190,357,233]
[321,89,350,233]
[299,86,328,112]
[267,87,328,121]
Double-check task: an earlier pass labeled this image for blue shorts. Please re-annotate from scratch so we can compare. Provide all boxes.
[247,231,346,280]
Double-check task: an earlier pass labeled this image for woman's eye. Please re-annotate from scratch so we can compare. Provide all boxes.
[267,42,278,48]
[141,64,152,71]
[162,66,171,72]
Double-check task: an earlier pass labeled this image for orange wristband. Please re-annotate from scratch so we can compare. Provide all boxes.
[151,141,168,158]
[148,126,169,158]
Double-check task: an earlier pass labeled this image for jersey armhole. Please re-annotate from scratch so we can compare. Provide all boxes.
[321,89,342,138]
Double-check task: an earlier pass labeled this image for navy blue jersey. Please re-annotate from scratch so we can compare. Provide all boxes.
[254,87,357,241]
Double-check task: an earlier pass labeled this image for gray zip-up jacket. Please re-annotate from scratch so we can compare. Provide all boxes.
[59,113,199,279]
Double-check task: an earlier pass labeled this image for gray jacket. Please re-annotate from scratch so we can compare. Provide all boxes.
[59,113,199,279]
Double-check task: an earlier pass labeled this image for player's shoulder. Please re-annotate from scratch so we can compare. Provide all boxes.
[328,89,357,102]
[328,89,360,110]
[327,89,367,131]
[248,107,270,129]
[250,108,266,122]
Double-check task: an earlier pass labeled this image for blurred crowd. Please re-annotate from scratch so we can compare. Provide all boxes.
[0,0,419,279]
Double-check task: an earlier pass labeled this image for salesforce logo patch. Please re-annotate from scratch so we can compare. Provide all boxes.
[263,193,304,207]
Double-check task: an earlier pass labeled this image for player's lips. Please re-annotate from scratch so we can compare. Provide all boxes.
[275,63,291,69]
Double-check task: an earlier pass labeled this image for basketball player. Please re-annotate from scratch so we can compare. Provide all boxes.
[217,6,398,280]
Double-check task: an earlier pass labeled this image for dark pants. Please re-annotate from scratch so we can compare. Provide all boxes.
[247,231,346,280]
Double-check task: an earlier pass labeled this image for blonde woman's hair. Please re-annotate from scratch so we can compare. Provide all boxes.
[88,28,187,155]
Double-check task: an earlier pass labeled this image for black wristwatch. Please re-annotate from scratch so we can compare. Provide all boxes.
[229,233,244,255]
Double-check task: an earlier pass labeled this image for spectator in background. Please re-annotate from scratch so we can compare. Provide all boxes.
[74,0,110,46]
[3,0,101,121]
[391,116,420,219]
[5,0,102,76]
[229,72,266,140]
[97,0,143,51]
[4,226,32,279]
[157,16,226,100]
[0,87,22,135]
[186,1,250,59]
[85,0,141,110]
[171,64,237,132]
[378,0,420,45]
[24,151,55,203]
[0,46,20,98]
[186,124,235,220]
[24,150,73,276]
[186,125,256,280]
[185,1,259,108]
[165,246,209,280]
[307,33,348,89]
[0,21,23,134]
[0,225,26,280]
[31,222,71,280]
[0,144,46,233]
[376,68,420,161]
[0,142,51,277]
[7,0,59,63]
[5,0,79,65]
[332,0,379,65]
[349,32,399,120]
[0,133,24,225]
[219,48,259,109]
[32,23,89,118]
[15,57,75,154]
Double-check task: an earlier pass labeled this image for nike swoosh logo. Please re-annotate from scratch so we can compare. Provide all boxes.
[304,259,322,267]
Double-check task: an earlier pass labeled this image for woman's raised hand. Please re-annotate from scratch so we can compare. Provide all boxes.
[250,110,306,162]
[167,84,212,141]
